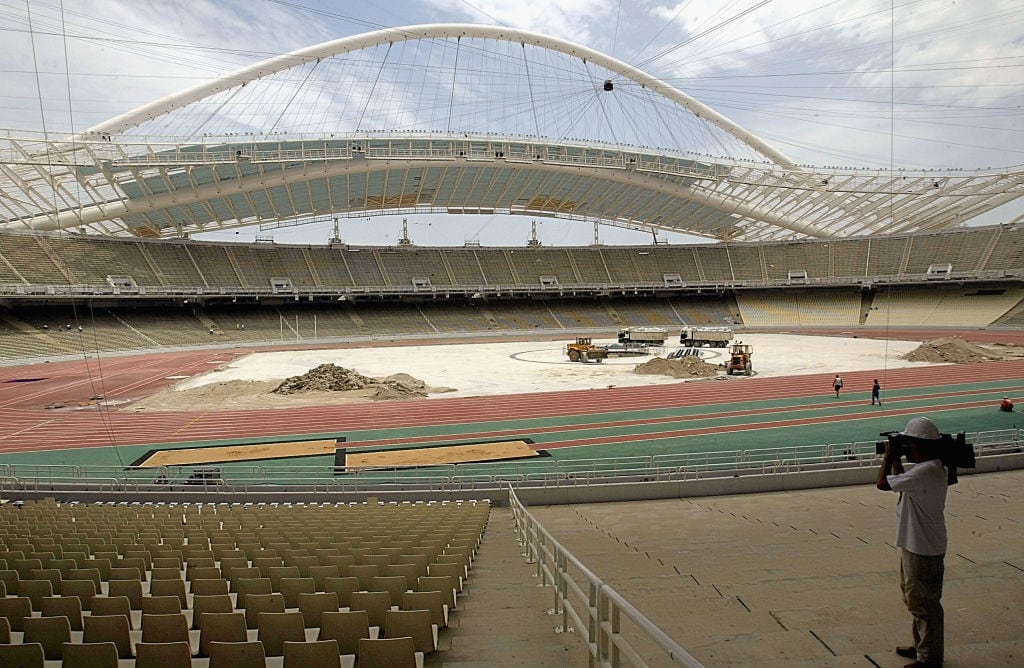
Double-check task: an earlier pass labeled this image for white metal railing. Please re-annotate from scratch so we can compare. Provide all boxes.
[509,483,703,667]
[0,431,1019,492]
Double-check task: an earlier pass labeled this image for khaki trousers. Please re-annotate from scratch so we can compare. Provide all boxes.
[900,547,944,665]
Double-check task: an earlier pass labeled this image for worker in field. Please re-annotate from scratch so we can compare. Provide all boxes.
[999,397,1013,412]
[833,374,844,398]
[872,379,882,406]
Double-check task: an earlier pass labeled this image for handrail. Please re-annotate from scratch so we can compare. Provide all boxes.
[0,431,1018,489]
[508,482,704,667]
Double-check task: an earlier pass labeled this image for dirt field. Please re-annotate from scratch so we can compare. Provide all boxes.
[125,335,1024,413]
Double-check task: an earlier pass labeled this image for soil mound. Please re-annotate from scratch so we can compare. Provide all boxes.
[273,363,432,399]
[901,337,1003,364]
[633,356,721,378]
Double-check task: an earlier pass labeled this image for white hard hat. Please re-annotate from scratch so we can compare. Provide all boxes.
[900,416,940,441]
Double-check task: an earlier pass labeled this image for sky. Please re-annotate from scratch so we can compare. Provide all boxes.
[1,0,1022,246]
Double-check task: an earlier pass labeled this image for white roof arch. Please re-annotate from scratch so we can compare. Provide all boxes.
[84,23,798,168]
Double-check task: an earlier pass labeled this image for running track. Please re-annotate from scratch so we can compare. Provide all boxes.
[2,329,1023,456]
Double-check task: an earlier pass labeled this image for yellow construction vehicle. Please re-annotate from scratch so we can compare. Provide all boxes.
[726,341,753,376]
[565,337,609,363]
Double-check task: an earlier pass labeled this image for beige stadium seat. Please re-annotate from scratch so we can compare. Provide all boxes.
[282,639,342,668]
[349,590,392,629]
[149,577,188,609]
[197,611,247,658]
[23,614,73,660]
[134,640,193,668]
[383,609,436,654]
[60,641,119,668]
[140,612,194,654]
[357,636,418,668]
[83,614,134,659]
[0,642,45,668]
[191,593,234,630]
[207,640,266,668]
[297,591,340,629]
[40,594,84,630]
[257,610,306,657]
[244,592,285,630]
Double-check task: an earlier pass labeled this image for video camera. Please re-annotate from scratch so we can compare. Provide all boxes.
[875,431,976,485]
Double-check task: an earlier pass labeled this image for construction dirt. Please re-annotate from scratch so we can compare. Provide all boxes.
[121,334,1024,413]
[900,336,1024,363]
[127,364,453,412]
[633,355,723,378]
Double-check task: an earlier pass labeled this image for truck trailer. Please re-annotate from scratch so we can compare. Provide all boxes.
[679,326,733,348]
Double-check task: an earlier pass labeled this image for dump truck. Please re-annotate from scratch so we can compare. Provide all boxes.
[617,327,668,346]
[726,341,753,376]
[679,325,733,348]
[565,337,609,363]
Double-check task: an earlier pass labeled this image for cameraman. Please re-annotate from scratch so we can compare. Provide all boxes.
[876,416,947,667]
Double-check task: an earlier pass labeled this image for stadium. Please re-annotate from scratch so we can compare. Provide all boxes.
[1,11,1023,668]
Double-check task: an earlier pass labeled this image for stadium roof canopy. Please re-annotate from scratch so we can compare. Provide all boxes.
[1,24,1022,243]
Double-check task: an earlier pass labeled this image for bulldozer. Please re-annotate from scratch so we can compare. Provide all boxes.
[726,341,753,376]
[565,337,608,363]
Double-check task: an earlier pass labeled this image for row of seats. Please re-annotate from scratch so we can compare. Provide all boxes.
[0,498,488,667]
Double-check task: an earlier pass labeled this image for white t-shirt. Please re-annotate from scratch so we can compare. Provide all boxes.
[888,458,948,556]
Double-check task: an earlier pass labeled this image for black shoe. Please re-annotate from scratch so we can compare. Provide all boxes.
[896,646,917,659]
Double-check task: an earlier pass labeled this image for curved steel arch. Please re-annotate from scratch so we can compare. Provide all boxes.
[86,23,797,168]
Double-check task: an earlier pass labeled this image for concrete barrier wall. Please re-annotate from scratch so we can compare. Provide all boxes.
[3,452,1021,505]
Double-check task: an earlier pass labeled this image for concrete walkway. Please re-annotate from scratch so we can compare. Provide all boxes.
[428,508,590,667]
[525,470,1023,666]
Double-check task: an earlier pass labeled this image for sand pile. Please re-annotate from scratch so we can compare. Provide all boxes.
[901,337,1003,364]
[633,356,722,378]
[273,363,432,399]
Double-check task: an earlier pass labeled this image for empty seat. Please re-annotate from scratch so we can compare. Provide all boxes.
[402,589,447,628]
[107,578,144,609]
[89,595,134,628]
[192,593,234,630]
[244,592,285,630]
[323,576,360,608]
[0,642,45,668]
[207,640,266,668]
[268,565,301,592]
[308,564,340,591]
[0,570,19,595]
[149,578,188,609]
[349,590,392,629]
[61,641,119,668]
[257,610,306,657]
[134,641,193,668]
[426,562,464,591]
[297,591,340,628]
[83,614,134,659]
[191,577,230,596]
[280,577,316,608]
[384,608,436,654]
[358,636,417,668]
[347,564,379,591]
[19,578,53,610]
[283,638,341,668]
[234,577,272,610]
[40,595,84,630]
[23,614,72,660]
[140,612,194,654]
[141,595,182,615]
[318,609,371,656]
[417,575,456,611]
[61,576,98,611]
[0,596,33,632]
[370,575,409,603]
[197,611,247,658]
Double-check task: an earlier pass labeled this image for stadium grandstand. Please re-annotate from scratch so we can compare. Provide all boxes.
[1,19,1023,668]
